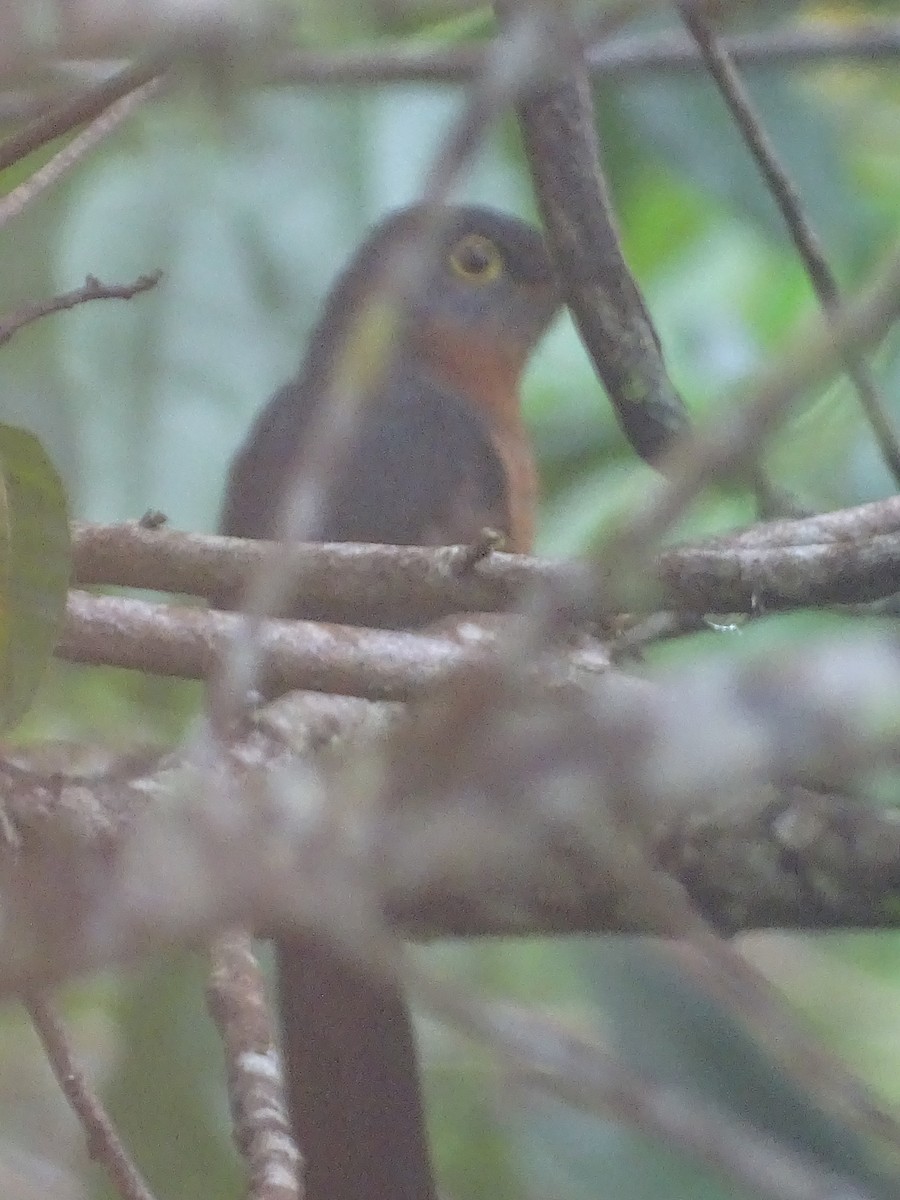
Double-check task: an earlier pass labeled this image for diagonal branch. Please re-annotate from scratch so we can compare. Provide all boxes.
[678,3,900,488]
[26,994,158,1200]
[410,972,882,1200]
[0,59,159,173]
[0,78,161,230]
[601,237,900,590]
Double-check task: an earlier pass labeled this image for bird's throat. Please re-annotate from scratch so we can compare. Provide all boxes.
[410,320,538,552]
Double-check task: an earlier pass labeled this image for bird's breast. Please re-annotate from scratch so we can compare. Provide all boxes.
[408,320,537,554]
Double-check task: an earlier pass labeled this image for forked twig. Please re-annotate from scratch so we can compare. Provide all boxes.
[0,272,162,348]
[26,993,157,1200]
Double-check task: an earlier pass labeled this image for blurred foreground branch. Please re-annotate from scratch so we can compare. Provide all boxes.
[261,23,900,86]
[3,633,900,999]
[412,973,881,1200]
[602,235,900,582]
[4,24,899,110]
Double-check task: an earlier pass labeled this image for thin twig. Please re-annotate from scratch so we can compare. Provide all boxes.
[207,931,302,1200]
[602,238,900,590]
[26,993,158,1200]
[408,973,881,1200]
[0,272,162,348]
[679,4,900,487]
[0,78,160,230]
[0,59,159,173]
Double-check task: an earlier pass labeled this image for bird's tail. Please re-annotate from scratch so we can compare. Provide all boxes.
[277,935,437,1200]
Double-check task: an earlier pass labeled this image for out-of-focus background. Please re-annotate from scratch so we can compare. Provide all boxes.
[3,2,900,1197]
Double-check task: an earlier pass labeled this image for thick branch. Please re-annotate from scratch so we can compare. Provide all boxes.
[3,635,900,998]
[503,2,690,464]
[70,500,900,634]
[58,589,471,700]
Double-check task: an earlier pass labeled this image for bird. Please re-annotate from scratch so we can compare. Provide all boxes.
[217,203,560,1200]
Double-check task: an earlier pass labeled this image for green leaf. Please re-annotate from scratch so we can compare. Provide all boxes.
[0,423,70,730]
[615,70,886,271]
[100,953,240,1200]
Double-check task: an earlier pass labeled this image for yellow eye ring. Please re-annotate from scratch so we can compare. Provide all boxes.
[448,234,503,283]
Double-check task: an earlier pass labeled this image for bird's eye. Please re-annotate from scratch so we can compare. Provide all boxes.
[448,234,503,283]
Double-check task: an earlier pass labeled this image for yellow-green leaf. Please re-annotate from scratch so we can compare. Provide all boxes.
[0,424,70,731]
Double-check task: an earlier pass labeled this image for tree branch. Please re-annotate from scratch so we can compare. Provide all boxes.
[0,272,162,348]
[501,1,690,465]
[0,59,159,173]
[58,589,472,701]
[69,498,900,635]
[206,931,301,1200]
[0,78,161,230]
[26,994,158,1200]
[602,236,900,590]
[19,24,898,99]
[678,4,900,488]
[2,635,900,1001]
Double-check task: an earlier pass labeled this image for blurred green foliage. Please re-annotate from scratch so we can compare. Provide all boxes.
[0,423,70,731]
[3,2,900,1198]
